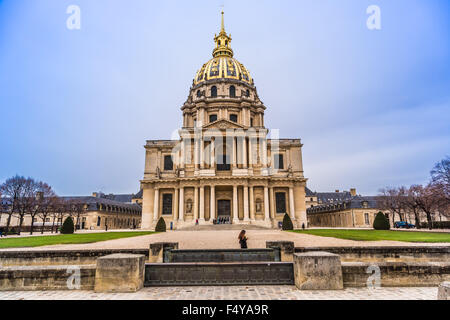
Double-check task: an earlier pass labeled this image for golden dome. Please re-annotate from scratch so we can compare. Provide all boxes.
[193,12,253,86]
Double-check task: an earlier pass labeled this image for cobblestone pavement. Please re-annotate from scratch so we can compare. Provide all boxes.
[0,286,437,300]
[2,229,449,252]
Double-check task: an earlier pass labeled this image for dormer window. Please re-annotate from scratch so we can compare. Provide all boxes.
[229,114,238,123]
[229,86,236,98]
[211,86,217,98]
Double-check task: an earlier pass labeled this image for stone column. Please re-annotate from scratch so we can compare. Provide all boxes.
[264,186,270,222]
[249,186,255,221]
[270,187,275,219]
[180,138,185,168]
[178,187,184,222]
[232,136,237,168]
[210,185,216,222]
[262,138,268,167]
[289,187,296,221]
[233,185,239,223]
[248,137,253,167]
[194,187,199,221]
[173,188,179,222]
[200,138,205,169]
[242,137,247,168]
[141,186,154,229]
[210,138,215,169]
[153,188,159,222]
[243,185,250,222]
[199,186,205,222]
[194,139,199,169]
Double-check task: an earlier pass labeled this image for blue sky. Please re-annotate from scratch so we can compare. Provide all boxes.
[0,0,449,196]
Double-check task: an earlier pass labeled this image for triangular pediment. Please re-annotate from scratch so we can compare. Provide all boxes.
[203,119,245,129]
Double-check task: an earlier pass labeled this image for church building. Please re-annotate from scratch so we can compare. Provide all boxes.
[141,13,307,230]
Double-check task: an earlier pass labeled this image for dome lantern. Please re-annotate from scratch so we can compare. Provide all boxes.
[213,11,234,58]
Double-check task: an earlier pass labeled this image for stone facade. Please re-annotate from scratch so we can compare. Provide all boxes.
[141,13,307,230]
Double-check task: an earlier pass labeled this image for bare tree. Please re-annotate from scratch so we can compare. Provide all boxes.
[377,187,407,226]
[413,184,439,229]
[0,176,33,234]
[431,156,450,203]
[36,183,58,234]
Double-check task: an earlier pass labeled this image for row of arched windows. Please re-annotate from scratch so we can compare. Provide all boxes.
[208,86,249,98]
[196,86,252,98]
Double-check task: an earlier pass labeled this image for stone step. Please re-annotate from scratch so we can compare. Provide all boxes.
[178,224,271,231]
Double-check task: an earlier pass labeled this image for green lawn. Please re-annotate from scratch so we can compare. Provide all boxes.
[0,231,156,249]
[290,229,450,243]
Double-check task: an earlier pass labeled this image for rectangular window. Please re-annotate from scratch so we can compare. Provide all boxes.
[209,114,217,123]
[250,118,254,127]
[364,213,369,225]
[229,114,238,123]
[162,194,173,215]
[274,154,284,169]
[164,155,173,171]
[217,155,231,171]
[275,192,286,214]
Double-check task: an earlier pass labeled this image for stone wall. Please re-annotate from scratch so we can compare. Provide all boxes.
[0,265,96,291]
[0,249,149,267]
[295,246,450,263]
[342,262,450,287]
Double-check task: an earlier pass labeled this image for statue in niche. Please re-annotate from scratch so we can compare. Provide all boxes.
[255,198,262,213]
[186,199,193,213]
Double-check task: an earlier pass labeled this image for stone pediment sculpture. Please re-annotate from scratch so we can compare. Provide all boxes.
[203,119,245,130]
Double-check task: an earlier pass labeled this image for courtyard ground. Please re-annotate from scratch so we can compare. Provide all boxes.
[2,228,450,251]
[0,286,437,300]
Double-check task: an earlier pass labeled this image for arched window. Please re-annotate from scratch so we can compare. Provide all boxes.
[196,90,201,98]
[229,86,236,98]
[246,89,250,97]
[211,86,217,98]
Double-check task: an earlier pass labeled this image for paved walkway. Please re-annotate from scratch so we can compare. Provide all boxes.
[2,228,449,251]
[0,286,437,300]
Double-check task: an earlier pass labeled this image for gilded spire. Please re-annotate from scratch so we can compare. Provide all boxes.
[213,11,233,58]
[221,11,225,33]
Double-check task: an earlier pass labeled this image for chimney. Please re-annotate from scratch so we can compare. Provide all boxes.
[350,188,356,197]
[335,190,339,193]
[92,192,98,198]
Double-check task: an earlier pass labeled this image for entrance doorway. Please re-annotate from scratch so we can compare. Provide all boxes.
[217,200,231,218]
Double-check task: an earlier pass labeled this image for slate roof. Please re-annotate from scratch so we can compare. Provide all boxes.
[62,196,141,212]
[307,194,380,214]
[133,189,143,199]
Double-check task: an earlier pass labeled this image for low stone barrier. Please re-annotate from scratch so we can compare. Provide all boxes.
[149,242,179,263]
[144,262,294,286]
[294,252,343,290]
[438,282,450,300]
[342,262,450,287]
[94,254,145,293]
[0,265,96,291]
[165,248,280,263]
[295,246,450,263]
[0,249,149,267]
[266,241,294,262]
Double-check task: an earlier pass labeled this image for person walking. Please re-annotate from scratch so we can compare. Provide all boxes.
[238,230,248,249]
